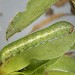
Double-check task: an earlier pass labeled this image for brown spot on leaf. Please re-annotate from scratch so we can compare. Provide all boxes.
[70,25,74,33]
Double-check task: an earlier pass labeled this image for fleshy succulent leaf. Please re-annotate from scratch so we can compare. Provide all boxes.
[6,0,58,39]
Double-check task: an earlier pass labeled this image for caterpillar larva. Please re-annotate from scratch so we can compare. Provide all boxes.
[0,21,74,63]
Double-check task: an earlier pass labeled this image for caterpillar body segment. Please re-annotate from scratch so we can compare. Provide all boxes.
[0,21,74,63]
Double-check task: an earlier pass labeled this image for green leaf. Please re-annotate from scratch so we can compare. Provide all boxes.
[9,58,59,75]
[19,59,49,74]
[15,56,75,75]
[18,58,59,75]
[47,55,75,73]
[1,32,75,75]
[9,71,75,75]
[48,71,75,75]
[17,55,75,75]
[9,72,24,75]
[70,32,75,50]
[6,0,58,39]
[70,43,75,50]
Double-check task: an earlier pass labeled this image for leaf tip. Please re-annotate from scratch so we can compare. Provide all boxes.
[6,25,16,40]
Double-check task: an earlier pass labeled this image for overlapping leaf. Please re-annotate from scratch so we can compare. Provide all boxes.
[48,71,75,75]
[47,55,75,73]
[9,58,59,75]
[10,55,75,75]
[6,0,58,40]
[18,58,59,75]
[9,71,75,75]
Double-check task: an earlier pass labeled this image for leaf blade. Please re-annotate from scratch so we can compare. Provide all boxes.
[48,71,75,75]
[47,55,75,73]
[70,43,75,50]
[6,0,58,39]
[19,55,75,75]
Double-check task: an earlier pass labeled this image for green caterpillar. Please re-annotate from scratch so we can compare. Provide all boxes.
[0,21,74,63]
